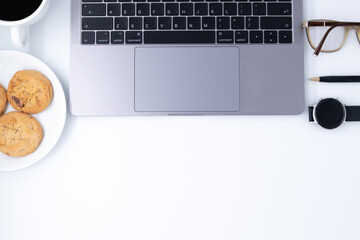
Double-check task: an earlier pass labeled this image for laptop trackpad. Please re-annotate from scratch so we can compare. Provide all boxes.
[135,47,240,112]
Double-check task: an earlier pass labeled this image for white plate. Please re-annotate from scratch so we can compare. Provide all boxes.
[0,50,66,171]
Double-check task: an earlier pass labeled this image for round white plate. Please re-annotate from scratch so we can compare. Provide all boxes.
[0,50,66,171]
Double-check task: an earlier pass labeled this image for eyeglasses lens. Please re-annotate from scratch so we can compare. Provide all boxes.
[309,26,346,52]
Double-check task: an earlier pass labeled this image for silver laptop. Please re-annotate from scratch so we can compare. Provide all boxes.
[70,0,304,116]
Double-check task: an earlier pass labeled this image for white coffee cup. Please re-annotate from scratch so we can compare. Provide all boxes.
[0,0,51,48]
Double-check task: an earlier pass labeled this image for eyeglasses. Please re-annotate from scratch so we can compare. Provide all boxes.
[303,20,360,56]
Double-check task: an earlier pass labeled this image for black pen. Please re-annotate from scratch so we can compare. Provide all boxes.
[310,76,360,83]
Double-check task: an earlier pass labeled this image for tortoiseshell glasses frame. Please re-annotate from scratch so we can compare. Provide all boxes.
[303,20,360,56]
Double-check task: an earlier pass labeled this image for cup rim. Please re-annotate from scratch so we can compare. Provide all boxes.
[0,0,49,26]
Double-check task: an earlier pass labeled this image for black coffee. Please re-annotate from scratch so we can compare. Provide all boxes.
[0,0,43,21]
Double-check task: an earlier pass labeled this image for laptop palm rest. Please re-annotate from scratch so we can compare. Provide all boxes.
[134,47,240,112]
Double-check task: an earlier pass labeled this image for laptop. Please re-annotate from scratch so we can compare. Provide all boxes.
[70,0,304,116]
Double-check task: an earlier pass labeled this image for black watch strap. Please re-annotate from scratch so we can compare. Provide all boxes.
[308,106,315,122]
[345,106,360,121]
[309,104,360,123]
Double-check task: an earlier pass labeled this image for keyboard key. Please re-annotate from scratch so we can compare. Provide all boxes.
[231,17,244,29]
[173,17,186,29]
[264,37,277,43]
[279,30,292,43]
[144,31,215,43]
[115,17,128,30]
[217,31,233,43]
[209,3,222,15]
[82,4,106,16]
[83,0,102,2]
[96,31,110,44]
[82,31,95,44]
[246,17,259,29]
[144,17,157,29]
[202,17,215,29]
[111,31,124,44]
[107,3,120,16]
[129,17,142,29]
[235,31,248,43]
[122,3,135,16]
[238,3,251,15]
[264,30,277,37]
[252,3,266,15]
[166,3,179,15]
[261,17,292,29]
[158,17,172,29]
[250,30,263,43]
[137,3,150,16]
[180,3,193,16]
[217,17,230,29]
[264,31,277,43]
[195,3,208,15]
[151,3,164,15]
[82,17,113,30]
[126,31,142,44]
[224,3,237,15]
[268,3,292,15]
[188,17,201,29]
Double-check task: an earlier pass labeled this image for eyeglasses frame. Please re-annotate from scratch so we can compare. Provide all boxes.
[303,19,360,56]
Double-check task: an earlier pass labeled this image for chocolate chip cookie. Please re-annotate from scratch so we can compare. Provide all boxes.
[7,70,53,114]
[0,112,43,157]
[0,84,7,116]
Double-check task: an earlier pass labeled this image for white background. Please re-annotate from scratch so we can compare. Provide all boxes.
[1,0,360,239]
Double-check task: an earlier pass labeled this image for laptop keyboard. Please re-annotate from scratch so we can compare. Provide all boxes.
[81,0,293,45]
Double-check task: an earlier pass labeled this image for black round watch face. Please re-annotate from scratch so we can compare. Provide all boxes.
[314,98,346,129]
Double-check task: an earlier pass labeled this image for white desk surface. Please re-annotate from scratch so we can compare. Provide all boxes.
[1,1,360,240]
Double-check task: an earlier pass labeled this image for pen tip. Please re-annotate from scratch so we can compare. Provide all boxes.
[310,77,320,82]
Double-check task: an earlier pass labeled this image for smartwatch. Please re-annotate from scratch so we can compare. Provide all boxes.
[309,98,360,129]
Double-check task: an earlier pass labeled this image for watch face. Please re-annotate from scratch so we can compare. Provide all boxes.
[315,98,346,129]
